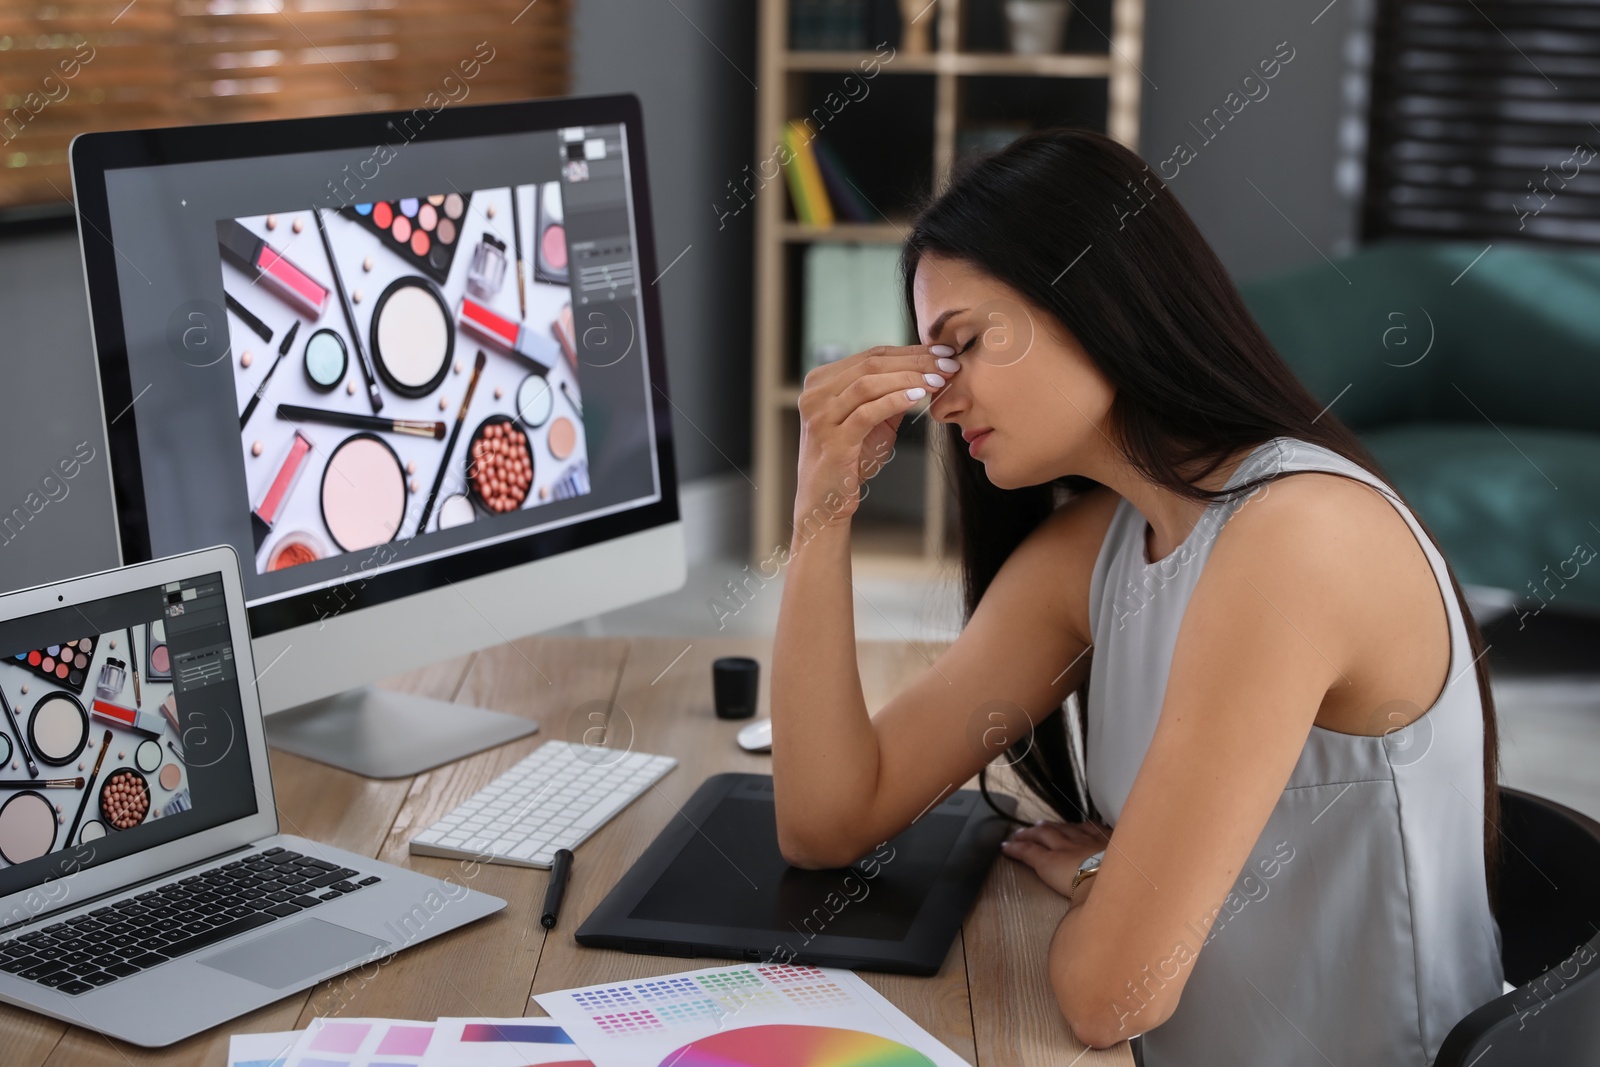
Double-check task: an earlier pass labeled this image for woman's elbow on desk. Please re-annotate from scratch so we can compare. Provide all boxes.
[1049,911,1182,1048]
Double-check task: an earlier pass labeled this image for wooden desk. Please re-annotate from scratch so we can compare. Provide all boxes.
[1,637,1133,1067]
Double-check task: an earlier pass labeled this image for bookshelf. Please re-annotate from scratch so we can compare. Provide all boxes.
[751,0,1146,577]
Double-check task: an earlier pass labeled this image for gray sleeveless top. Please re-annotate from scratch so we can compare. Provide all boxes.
[1086,436,1503,1067]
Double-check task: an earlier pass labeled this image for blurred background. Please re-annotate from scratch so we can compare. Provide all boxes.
[1,0,1597,816]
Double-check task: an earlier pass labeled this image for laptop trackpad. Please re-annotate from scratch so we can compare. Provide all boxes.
[199,918,390,989]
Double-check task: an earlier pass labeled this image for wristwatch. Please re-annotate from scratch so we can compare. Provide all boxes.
[1070,850,1105,898]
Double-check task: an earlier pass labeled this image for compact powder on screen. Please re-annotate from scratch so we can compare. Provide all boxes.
[0,791,55,863]
[150,643,170,675]
[136,739,161,773]
[548,416,576,461]
[542,223,567,270]
[321,433,407,552]
[29,692,88,765]
[439,493,475,529]
[160,762,182,791]
[371,278,452,397]
[78,819,106,844]
[304,328,348,390]
[517,374,554,429]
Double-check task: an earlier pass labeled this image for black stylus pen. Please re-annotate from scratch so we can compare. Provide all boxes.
[541,848,573,929]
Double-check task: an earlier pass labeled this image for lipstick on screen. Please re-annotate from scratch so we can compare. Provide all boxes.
[217,218,330,319]
[456,295,559,372]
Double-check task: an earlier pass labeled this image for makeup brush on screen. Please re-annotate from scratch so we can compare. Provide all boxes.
[277,403,445,440]
[64,730,111,848]
[417,349,487,536]
[126,625,142,708]
[511,186,527,320]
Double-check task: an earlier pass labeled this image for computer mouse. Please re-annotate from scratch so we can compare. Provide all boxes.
[736,718,772,753]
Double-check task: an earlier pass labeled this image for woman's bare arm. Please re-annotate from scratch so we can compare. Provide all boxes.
[771,391,1117,867]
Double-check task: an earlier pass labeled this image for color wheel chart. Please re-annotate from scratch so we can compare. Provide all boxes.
[534,963,968,1067]
[662,1024,935,1067]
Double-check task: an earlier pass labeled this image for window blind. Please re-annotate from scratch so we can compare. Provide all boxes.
[0,0,569,214]
[1362,0,1600,246]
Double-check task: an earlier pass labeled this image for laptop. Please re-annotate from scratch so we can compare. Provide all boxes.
[0,545,504,1046]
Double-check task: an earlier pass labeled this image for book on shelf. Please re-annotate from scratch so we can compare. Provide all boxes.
[790,0,906,51]
[811,138,875,223]
[782,120,835,226]
[801,242,909,378]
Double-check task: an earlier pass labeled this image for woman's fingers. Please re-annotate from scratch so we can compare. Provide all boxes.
[1009,823,1076,851]
[842,388,925,437]
[807,345,960,397]
[832,371,948,417]
[1000,838,1079,896]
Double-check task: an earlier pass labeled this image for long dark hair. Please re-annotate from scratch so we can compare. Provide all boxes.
[899,127,1502,894]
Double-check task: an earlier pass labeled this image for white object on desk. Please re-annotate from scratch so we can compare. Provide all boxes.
[228,1030,298,1067]
[737,717,772,753]
[409,740,676,868]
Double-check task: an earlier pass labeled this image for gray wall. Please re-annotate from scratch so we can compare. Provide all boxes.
[0,0,758,593]
[1138,0,1370,281]
[0,229,120,592]
[570,0,756,483]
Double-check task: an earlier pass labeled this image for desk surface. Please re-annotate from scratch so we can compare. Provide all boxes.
[1,637,1133,1067]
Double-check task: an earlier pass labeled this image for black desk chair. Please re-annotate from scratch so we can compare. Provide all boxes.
[1435,787,1600,1066]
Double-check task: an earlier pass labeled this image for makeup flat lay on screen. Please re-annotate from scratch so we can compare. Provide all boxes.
[419,1018,593,1067]
[0,579,227,887]
[534,962,968,1067]
[220,183,591,578]
[573,774,1013,975]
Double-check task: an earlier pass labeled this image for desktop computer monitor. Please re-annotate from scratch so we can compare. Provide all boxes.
[69,94,684,778]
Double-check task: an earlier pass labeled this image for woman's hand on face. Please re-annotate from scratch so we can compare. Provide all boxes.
[794,344,961,528]
[1001,819,1114,899]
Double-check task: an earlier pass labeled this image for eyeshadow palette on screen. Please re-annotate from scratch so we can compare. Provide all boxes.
[216,182,591,580]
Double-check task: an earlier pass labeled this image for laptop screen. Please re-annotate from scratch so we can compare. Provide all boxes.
[0,572,257,899]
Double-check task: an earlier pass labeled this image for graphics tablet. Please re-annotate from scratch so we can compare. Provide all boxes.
[574,773,1016,975]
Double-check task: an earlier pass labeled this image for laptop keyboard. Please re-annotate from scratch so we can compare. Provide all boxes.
[0,847,379,996]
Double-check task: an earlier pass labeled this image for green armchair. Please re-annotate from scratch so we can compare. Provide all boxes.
[1239,241,1600,619]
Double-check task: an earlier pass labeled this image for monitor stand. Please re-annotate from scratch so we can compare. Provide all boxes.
[264,686,539,779]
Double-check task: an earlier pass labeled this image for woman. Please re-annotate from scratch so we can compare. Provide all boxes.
[770,129,1504,1066]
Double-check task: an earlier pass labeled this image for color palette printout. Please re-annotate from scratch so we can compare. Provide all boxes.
[419,1018,593,1067]
[282,1017,436,1067]
[533,963,968,1067]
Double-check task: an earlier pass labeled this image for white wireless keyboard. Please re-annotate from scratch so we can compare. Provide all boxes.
[408,741,677,868]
